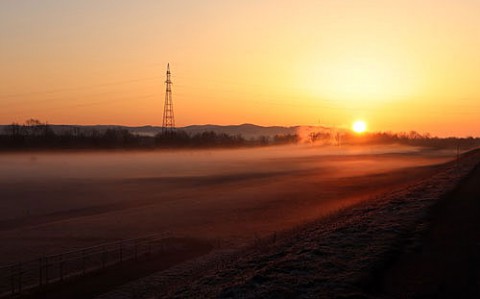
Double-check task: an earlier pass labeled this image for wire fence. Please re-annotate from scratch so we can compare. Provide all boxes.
[0,234,172,298]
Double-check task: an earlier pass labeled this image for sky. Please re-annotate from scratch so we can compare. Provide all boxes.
[1,0,479,136]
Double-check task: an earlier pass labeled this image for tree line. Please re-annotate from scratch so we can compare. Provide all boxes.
[1,119,479,151]
[0,119,299,150]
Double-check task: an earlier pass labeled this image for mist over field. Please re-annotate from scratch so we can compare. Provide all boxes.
[0,144,445,182]
[0,145,454,264]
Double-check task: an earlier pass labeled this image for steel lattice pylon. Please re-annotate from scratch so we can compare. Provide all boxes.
[162,63,175,133]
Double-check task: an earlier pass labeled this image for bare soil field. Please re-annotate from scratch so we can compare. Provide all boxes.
[99,150,478,299]
[0,145,453,268]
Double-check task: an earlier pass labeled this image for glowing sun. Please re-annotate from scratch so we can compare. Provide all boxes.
[352,120,367,133]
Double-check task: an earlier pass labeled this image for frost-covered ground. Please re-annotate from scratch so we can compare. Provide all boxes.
[97,150,480,299]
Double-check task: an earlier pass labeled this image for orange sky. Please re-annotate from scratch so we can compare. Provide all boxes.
[1,1,479,136]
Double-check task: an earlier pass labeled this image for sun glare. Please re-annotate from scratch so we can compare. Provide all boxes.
[352,120,367,134]
[301,48,419,107]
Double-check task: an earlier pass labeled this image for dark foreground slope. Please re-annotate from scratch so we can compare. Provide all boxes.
[97,150,480,299]
[377,156,480,298]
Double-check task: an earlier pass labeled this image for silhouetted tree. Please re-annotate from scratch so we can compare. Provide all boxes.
[273,134,299,144]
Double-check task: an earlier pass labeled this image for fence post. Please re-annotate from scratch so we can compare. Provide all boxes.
[60,254,64,281]
[134,240,138,261]
[45,256,49,285]
[82,250,86,275]
[38,258,43,287]
[120,241,123,264]
[10,265,15,295]
[17,263,22,294]
[102,246,106,269]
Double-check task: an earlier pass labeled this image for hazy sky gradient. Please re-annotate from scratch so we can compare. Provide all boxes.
[1,0,479,136]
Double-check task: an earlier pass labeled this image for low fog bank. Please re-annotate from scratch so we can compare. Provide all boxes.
[0,144,456,264]
[0,144,452,181]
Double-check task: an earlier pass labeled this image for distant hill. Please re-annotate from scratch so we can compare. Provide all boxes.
[0,123,333,139]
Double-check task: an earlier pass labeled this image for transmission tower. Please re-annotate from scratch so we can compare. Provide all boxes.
[162,63,175,133]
